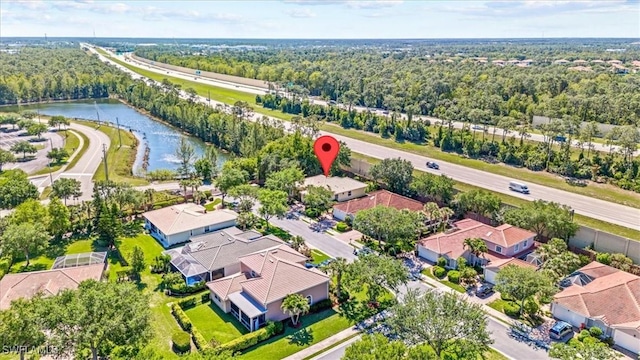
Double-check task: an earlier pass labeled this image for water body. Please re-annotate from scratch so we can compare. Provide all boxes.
[3,99,228,176]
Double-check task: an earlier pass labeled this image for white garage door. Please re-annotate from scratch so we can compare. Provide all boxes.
[614,329,640,355]
[417,246,439,262]
[484,269,498,284]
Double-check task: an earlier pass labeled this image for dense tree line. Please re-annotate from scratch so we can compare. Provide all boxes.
[135,44,640,126]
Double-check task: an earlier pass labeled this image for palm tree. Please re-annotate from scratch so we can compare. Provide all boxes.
[144,189,155,211]
[290,235,305,252]
[423,202,441,231]
[281,293,310,327]
[179,179,190,202]
[438,207,455,231]
[463,237,488,266]
[324,257,348,299]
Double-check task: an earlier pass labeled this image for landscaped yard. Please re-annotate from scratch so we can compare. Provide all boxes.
[238,309,352,360]
[310,249,331,264]
[8,238,97,273]
[421,267,466,293]
[184,303,248,344]
[204,198,222,211]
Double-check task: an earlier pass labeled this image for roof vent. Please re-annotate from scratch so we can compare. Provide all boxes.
[269,259,274,263]
[486,231,493,237]
[228,237,233,241]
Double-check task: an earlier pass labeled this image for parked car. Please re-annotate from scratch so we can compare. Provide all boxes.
[304,262,319,269]
[475,284,494,297]
[426,161,440,170]
[549,321,573,341]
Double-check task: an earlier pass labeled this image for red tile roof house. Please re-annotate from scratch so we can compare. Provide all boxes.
[207,245,330,332]
[551,262,640,355]
[0,264,105,310]
[332,189,424,221]
[416,219,536,270]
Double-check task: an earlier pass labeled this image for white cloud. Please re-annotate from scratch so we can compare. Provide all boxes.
[283,0,403,8]
[431,0,635,17]
[286,8,317,18]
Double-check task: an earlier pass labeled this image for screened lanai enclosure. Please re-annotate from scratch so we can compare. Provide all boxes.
[51,252,108,270]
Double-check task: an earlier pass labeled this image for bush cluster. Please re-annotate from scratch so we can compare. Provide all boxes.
[171,303,192,332]
[215,321,282,354]
[432,266,446,278]
[503,302,521,317]
[191,327,210,351]
[447,270,460,283]
[172,331,191,354]
[168,281,207,295]
[335,222,349,232]
[309,299,333,313]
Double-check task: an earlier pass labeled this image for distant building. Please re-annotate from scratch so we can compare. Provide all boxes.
[553,59,570,65]
[611,64,629,74]
[301,175,367,203]
[143,204,238,248]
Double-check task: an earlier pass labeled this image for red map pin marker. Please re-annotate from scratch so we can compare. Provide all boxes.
[314,135,340,177]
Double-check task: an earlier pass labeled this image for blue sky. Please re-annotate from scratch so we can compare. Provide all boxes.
[1,0,638,38]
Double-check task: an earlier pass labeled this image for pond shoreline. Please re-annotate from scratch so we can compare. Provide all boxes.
[0,96,112,109]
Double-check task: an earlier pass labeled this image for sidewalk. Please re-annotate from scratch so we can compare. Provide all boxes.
[282,326,359,360]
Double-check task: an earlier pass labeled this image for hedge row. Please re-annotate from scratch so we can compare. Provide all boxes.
[171,303,192,332]
[309,299,333,314]
[168,281,207,295]
[215,321,283,354]
[172,331,191,354]
[178,292,211,309]
[191,327,210,351]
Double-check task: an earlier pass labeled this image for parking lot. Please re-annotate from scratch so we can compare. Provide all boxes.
[0,125,63,174]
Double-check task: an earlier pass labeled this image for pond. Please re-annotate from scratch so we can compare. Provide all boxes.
[1,99,228,176]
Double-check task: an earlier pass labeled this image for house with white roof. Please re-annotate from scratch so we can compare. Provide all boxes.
[301,175,367,202]
[207,245,330,331]
[143,204,238,248]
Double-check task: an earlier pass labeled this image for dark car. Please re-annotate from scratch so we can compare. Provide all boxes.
[549,321,573,341]
[475,284,494,297]
[426,161,440,170]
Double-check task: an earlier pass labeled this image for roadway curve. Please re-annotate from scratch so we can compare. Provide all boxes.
[30,122,110,202]
[89,46,640,231]
[119,50,636,156]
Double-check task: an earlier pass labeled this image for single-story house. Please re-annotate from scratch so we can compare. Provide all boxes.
[332,189,423,221]
[301,175,367,203]
[0,263,105,310]
[483,257,537,285]
[163,227,285,285]
[207,244,330,332]
[143,204,238,248]
[551,262,640,355]
[417,219,536,269]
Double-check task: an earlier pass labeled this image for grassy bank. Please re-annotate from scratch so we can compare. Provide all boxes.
[31,129,85,175]
[72,119,148,186]
[322,123,640,209]
[351,152,640,240]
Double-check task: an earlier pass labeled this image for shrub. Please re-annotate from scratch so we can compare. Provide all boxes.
[602,337,615,347]
[335,222,349,232]
[305,208,320,218]
[436,257,447,268]
[172,331,191,354]
[589,326,603,338]
[523,298,539,316]
[214,321,279,353]
[191,328,210,351]
[433,266,446,278]
[596,253,611,265]
[503,302,521,317]
[447,270,460,283]
[178,297,198,309]
[168,281,207,295]
[201,292,211,303]
[309,299,333,313]
[577,329,591,341]
[171,303,192,332]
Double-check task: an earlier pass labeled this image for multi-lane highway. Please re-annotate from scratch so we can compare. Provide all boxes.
[120,50,636,156]
[89,46,640,231]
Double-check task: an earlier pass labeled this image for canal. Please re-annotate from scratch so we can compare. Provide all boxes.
[2,99,228,176]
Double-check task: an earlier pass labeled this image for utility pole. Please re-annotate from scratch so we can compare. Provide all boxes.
[96,111,101,126]
[116,117,122,148]
[102,143,109,182]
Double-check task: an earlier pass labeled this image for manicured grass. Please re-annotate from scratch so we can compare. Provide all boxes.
[40,186,52,200]
[421,267,465,293]
[322,123,640,209]
[238,309,352,360]
[72,119,148,186]
[310,249,331,264]
[103,53,295,122]
[302,333,361,360]
[184,303,248,344]
[31,129,81,175]
[485,349,509,360]
[64,128,91,170]
[204,198,222,211]
[353,152,640,240]
[8,238,97,273]
[487,298,512,314]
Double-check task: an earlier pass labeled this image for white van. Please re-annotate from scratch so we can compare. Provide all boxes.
[509,181,530,194]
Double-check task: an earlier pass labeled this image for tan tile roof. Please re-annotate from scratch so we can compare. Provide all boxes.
[418,219,535,257]
[207,272,248,300]
[143,204,238,236]
[486,257,537,270]
[554,262,640,328]
[333,190,423,215]
[568,66,593,72]
[239,247,329,305]
[303,175,367,195]
[0,264,104,310]
[239,245,308,274]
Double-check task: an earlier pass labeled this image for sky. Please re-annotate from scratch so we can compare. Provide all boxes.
[1,0,639,39]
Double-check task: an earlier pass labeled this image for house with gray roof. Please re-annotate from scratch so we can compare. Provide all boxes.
[163,227,285,285]
[207,245,330,332]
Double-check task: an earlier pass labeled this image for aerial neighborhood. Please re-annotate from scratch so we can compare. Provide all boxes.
[0,6,640,360]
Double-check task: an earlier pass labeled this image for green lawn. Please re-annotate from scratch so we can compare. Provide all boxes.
[204,198,222,211]
[64,128,91,170]
[421,267,465,293]
[310,249,331,264]
[8,238,97,273]
[184,303,248,344]
[353,152,640,240]
[108,233,164,280]
[322,123,640,209]
[72,119,148,186]
[31,129,82,175]
[238,309,352,360]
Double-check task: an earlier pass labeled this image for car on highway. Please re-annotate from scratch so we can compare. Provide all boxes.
[509,181,530,194]
[549,321,573,341]
[426,161,439,170]
[472,125,484,130]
